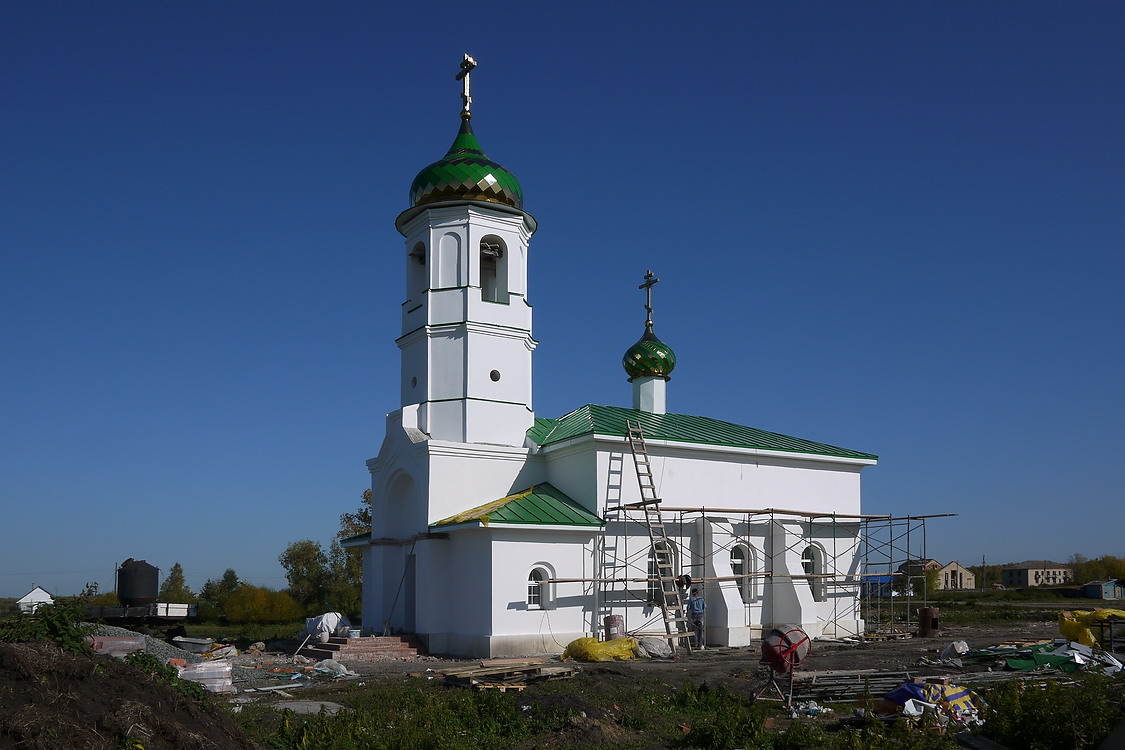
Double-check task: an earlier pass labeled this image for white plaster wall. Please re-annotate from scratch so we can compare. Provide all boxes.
[578,439,866,517]
[359,545,380,630]
[394,202,536,446]
[426,443,544,525]
[437,231,462,289]
[464,325,534,409]
[542,442,600,515]
[422,530,492,655]
[490,530,598,643]
[359,545,409,634]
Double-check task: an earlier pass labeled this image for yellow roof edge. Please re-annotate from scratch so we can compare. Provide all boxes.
[434,485,537,526]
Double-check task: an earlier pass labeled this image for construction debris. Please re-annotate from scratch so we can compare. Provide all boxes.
[177,659,234,693]
[86,635,146,658]
[882,680,986,729]
[960,639,1122,675]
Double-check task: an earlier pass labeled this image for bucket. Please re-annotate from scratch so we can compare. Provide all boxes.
[603,614,625,640]
[347,629,361,639]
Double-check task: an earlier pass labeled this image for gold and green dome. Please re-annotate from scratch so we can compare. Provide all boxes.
[409,118,524,210]
[623,325,676,381]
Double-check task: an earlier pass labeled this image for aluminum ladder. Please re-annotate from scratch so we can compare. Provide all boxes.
[625,419,694,653]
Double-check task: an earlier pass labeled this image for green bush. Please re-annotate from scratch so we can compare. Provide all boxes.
[0,598,92,654]
[980,674,1124,750]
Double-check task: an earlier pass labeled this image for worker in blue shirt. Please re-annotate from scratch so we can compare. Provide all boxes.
[688,587,705,649]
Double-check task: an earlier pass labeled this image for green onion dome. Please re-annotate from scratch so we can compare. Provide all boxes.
[409,118,524,210]
[623,325,676,381]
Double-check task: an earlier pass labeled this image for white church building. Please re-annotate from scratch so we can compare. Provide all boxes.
[346,59,879,657]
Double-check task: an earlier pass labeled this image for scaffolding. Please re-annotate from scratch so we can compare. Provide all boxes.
[562,504,955,640]
[548,427,956,640]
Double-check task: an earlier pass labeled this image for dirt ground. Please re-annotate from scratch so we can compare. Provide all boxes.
[266,620,1061,689]
[0,642,263,750]
[0,620,1063,750]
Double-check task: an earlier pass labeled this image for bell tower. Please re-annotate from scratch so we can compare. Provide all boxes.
[393,55,537,446]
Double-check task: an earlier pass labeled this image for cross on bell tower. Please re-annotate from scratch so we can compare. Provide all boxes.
[623,270,676,414]
[456,54,476,120]
[639,269,659,330]
[392,55,539,445]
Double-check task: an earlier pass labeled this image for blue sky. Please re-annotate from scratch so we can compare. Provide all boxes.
[2,2,1122,598]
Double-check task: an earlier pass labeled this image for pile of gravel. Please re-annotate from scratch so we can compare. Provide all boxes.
[83,623,261,684]
[86,622,204,664]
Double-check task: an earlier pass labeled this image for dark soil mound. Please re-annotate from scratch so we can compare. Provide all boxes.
[0,642,262,750]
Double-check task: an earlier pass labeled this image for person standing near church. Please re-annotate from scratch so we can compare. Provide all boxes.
[688,587,705,649]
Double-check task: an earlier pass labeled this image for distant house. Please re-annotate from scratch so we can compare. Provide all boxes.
[16,586,53,613]
[895,559,975,591]
[1002,561,1073,588]
[898,559,941,577]
[1083,580,1125,600]
[937,561,976,590]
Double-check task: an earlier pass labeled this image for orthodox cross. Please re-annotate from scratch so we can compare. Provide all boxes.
[639,269,660,329]
[455,54,477,119]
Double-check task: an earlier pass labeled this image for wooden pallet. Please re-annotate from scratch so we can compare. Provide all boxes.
[791,670,915,701]
[863,631,913,641]
[987,639,1052,650]
[471,681,527,692]
[442,662,576,690]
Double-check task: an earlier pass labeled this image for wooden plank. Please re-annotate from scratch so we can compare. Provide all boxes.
[473,682,527,692]
[479,658,545,668]
[442,665,543,678]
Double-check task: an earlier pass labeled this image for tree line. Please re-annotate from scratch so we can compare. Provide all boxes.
[968,554,1125,589]
[89,491,371,624]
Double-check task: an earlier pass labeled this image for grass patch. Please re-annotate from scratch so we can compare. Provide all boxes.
[234,675,979,749]
[183,621,304,645]
[234,673,1125,750]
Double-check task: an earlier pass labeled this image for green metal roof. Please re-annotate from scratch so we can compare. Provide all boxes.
[409,118,524,210]
[339,531,371,548]
[527,404,878,460]
[433,483,603,528]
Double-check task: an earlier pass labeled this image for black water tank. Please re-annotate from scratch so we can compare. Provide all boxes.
[117,558,159,606]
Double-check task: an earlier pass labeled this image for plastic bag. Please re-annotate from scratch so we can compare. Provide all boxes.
[633,637,673,659]
[562,636,637,662]
[314,658,357,676]
[1058,609,1125,648]
[939,640,969,660]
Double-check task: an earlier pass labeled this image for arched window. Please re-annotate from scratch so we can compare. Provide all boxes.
[407,241,427,302]
[527,569,545,607]
[527,564,555,609]
[801,545,827,602]
[647,541,676,603]
[730,544,754,604]
[479,235,508,304]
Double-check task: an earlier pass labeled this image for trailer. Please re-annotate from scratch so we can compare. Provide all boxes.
[86,602,197,622]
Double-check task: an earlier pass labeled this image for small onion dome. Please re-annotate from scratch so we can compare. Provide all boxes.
[623,325,676,381]
[409,118,524,209]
